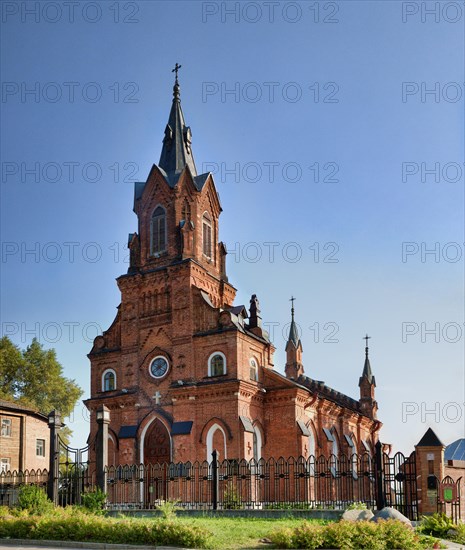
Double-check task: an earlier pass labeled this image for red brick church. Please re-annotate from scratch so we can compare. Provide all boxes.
[85,70,380,467]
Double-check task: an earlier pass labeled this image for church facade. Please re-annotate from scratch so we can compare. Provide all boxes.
[84,73,380,467]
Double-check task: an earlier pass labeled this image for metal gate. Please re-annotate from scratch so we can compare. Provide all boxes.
[53,435,93,506]
[375,441,418,520]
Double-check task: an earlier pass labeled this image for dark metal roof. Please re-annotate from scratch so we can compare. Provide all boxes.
[118,425,138,439]
[239,416,254,433]
[227,305,248,318]
[323,428,334,442]
[445,438,465,461]
[416,427,444,447]
[297,375,362,413]
[171,421,193,436]
[285,303,301,350]
[158,78,197,180]
[297,420,310,436]
[344,434,355,447]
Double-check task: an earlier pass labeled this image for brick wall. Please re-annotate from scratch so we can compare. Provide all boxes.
[0,409,49,472]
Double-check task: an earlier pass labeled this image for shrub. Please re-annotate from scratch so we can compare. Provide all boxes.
[452,522,465,544]
[0,511,212,549]
[417,513,455,538]
[293,522,325,549]
[81,487,106,514]
[156,499,181,520]
[268,518,429,549]
[346,501,368,510]
[0,506,11,519]
[222,482,242,509]
[16,484,54,515]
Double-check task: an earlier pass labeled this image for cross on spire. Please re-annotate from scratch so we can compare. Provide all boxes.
[172,63,182,84]
[290,296,295,319]
[363,334,371,356]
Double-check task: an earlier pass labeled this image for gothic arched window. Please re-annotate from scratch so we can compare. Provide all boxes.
[102,369,116,392]
[202,212,212,259]
[151,205,167,255]
[253,425,262,461]
[249,358,258,381]
[182,200,191,222]
[208,352,226,376]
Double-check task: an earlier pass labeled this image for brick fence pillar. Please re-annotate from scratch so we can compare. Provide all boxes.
[96,405,110,493]
[415,428,445,515]
[47,410,62,505]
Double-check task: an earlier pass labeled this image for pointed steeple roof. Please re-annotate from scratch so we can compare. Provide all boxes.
[158,64,197,183]
[416,427,444,447]
[359,334,375,385]
[286,297,301,349]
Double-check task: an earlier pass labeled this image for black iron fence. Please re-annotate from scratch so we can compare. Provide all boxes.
[0,450,426,520]
[104,452,378,511]
[437,475,462,523]
[0,469,48,507]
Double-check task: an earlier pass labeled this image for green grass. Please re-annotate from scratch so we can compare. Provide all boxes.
[174,516,328,550]
[0,506,446,550]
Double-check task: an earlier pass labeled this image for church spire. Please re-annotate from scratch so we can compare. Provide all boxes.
[285,297,304,380]
[359,334,377,418]
[287,296,300,348]
[158,63,197,181]
[360,334,374,384]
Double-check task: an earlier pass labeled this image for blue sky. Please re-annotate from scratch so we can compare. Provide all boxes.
[1,0,464,453]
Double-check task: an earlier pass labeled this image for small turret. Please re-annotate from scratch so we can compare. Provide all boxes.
[285,297,304,380]
[359,334,377,418]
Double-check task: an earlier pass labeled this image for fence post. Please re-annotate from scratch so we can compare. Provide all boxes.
[47,410,62,505]
[212,449,218,510]
[96,405,110,494]
[374,440,386,510]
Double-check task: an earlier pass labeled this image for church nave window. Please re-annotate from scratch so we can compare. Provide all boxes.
[102,369,116,392]
[182,200,191,222]
[202,212,212,259]
[151,205,167,255]
[249,358,258,381]
[208,352,226,377]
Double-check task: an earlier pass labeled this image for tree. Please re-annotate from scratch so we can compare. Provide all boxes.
[0,336,83,422]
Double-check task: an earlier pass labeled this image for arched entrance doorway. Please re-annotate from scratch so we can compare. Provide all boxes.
[143,418,171,505]
[144,418,171,465]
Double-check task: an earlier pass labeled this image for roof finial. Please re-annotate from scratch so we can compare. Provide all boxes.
[363,333,371,357]
[172,62,182,99]
[290,296,295,321]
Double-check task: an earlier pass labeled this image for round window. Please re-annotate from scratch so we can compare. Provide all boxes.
[149,356,169,379]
